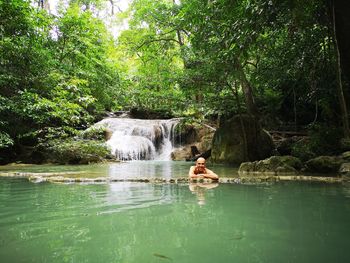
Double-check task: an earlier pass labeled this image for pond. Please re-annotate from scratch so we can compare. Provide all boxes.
[0,161,350,262]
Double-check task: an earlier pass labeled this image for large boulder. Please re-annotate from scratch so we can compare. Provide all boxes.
[211,115,274,164]
[171,146,192,161]
[172,121,215,161]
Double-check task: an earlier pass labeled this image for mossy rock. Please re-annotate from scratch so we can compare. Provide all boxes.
[238,162,256,173]
[339,162,350,176]
[174,123,198,145]
[256,156,301,172]
[340,151,350,161]
[304,156,343,174]
[275,155,303,170]
[238,155,302,175]
[171,146,192,161]
[211,115,274,165]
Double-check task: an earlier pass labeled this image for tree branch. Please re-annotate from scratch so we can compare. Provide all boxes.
[137,38,180,49]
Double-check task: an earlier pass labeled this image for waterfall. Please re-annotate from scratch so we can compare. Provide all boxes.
[95,118,179,161]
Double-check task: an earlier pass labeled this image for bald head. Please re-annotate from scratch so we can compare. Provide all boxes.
[196,157,206,164]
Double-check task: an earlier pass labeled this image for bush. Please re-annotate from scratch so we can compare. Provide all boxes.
[44,139,111,164]
[80,126,108,140]
[308,123,342,155]
[290,124,343,161]
[0,132,14,149]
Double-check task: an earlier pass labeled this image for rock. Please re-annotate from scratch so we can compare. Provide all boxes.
[152,126,163,149]
[272,155,303,170]
[174,124,198,145]
[104,128,113,140]
[238,162,256,173]
[339,162,350,176]
[196,134,211,152]
[275,165,297,175]
[340,151,350,160]
[171,146,192,161]
[304,156,343,174]
[211,115,275,164]
[191,146,200,156]
[238,155,302,175]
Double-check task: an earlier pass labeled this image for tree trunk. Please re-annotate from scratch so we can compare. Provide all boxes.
[333,0,350,84]
[109,0,114,15]
[234,58,260,118]
[230,81,249,161]
[332,0,350,138]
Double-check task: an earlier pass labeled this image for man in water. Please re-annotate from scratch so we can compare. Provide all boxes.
[188,157,219,180]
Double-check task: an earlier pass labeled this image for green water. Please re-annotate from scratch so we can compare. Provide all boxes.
[0,161,238,179]
[1,162,350,262]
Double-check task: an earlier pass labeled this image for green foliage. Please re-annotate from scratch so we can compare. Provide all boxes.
[55,4,121,111]
[80,126,107,140]
[0,0,123,162]
[45,138,110,164]
[291,123,343,161]
[1,0,346,163]
[291,139,316,162]
[308,123,343,155]
[0,132,14,149]
[115,0,186,115]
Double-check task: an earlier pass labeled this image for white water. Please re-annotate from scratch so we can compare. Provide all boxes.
[95,118,179,161]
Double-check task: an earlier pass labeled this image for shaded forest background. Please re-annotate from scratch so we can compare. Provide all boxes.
[0,0,349,164]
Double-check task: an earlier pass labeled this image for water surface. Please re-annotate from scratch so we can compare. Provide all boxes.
[0,162,350,262]
[0,161,238,179]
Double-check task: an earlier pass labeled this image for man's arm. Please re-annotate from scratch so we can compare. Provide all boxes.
[203,168,219,180]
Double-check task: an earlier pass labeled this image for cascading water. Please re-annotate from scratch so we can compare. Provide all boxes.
[95,118,180,161]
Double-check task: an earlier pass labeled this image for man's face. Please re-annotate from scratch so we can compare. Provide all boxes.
[196,160,205,168]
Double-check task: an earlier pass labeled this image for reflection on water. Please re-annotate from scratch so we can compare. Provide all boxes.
[0,178,350,262]
[189,182,219,206]
[102,182,175,214]
[106,161,238,179]
[108,161,178,179]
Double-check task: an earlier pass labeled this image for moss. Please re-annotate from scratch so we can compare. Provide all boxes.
[278,156,303,170]
[305,156,343,174]
[238,155,302,175]
[239,162,256,172]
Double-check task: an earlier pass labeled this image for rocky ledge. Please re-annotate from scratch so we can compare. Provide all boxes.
[238,154,350,177]
[1,172,349,184]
